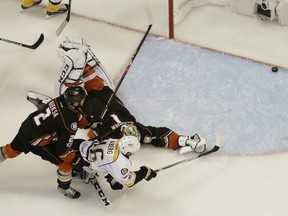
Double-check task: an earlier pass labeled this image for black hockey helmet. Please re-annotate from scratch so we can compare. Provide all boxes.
[64,86,87,109]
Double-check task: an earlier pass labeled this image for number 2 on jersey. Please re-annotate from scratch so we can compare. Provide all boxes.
[33,108,51,126]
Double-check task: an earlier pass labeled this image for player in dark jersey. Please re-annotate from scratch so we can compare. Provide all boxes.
[70,86,207,177]
[0,86,87,199]
[83,86,206,153]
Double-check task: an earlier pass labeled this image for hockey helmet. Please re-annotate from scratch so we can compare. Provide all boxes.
[64,86,87,109]
[118,136,140,155]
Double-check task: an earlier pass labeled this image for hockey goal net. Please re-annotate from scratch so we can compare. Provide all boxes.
[168,0,230,39]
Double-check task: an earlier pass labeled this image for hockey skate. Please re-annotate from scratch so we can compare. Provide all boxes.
[27,91,52,110]
[178,133,207,154]
[21,0,42,9]
[57,186,81,199]
[46,4,68,18]
[0,147,7,162]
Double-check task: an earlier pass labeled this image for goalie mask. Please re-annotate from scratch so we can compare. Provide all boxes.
[118,136,140,155]
[120,123,141,141]
[64,86,87,109]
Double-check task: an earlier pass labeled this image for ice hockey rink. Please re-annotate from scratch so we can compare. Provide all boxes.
[1,0,288,216]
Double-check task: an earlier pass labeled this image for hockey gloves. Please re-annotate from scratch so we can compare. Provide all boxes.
[105,174,124,190]
[140,166,157,181]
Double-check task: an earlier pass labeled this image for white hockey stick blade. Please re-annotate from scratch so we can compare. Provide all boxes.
[214,132,222,148]
[144,3,153,25]
[56,0,71,36]
[56,20,68,36]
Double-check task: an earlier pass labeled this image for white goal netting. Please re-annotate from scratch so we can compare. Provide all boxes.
[173,0,230,24]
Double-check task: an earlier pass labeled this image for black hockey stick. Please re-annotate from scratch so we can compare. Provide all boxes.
[89,176,111,207]
[56,0,71,36]
[154,134,221,173]
[100,23,152,119]
[0,33,44,49]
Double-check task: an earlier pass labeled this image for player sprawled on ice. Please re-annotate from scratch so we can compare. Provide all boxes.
[27,37,207,157]
[74,136,157,190]
[0,86,88,199]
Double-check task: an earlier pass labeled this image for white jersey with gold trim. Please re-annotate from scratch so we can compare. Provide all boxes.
[79,139,136,186]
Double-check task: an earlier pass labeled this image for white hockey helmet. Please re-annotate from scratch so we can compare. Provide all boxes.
[118,136,140,155]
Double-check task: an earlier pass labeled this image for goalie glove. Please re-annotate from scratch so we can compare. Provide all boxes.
[105,174,124,190]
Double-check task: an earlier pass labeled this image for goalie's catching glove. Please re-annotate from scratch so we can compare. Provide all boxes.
[105,174,124,190]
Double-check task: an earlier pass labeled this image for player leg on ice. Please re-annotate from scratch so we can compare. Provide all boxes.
[0,87,87,199]
[21,0,42,9]
[46,0,68,17]
[121,123,207,154]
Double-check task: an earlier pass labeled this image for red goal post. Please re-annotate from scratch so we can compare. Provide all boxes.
[168,0,174,39]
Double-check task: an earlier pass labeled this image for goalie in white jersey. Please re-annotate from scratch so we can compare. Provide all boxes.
[57,37,114,95]
[27,36,114,110]
[77,136,157,190]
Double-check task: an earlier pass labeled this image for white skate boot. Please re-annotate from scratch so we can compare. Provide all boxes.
[0,147,7,162]
[178,134,207,154]
[57,186,81,199]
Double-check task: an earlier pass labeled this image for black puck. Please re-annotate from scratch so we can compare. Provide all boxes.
[272,66,278,72]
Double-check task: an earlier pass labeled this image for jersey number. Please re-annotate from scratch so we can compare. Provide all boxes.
[33,108,51,126]
[110,114,121,123]
[89,148,104,162]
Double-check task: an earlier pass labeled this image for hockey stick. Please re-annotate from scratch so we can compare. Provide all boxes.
[100,23,152,119]
[154,133,222,173]
[0,33,44,49]
[89,176,111,207]
[56,0,72,37]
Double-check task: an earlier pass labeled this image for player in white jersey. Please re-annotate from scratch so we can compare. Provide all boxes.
[77,136,157,190]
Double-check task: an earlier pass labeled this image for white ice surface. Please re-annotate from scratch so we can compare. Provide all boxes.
[1,1,288,216]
